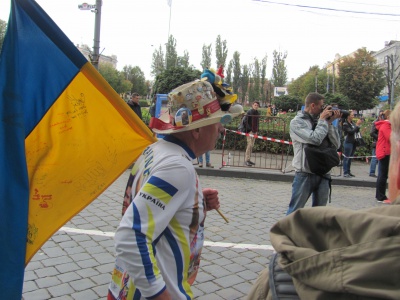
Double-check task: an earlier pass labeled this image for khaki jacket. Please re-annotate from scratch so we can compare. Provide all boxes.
[248,199,400,300]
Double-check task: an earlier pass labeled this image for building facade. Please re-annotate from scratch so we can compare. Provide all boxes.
[76,44,118,68]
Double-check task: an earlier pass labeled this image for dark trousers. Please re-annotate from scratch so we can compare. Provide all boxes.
[376,155,389,200]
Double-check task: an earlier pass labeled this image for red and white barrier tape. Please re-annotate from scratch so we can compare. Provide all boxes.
[227,129,292,145]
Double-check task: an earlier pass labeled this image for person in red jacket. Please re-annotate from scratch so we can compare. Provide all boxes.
[375,109,392,203]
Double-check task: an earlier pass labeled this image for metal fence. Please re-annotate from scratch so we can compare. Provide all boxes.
[218,116,293,172]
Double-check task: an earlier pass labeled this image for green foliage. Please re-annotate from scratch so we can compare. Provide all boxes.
[323,93,351,110]
[248,58,261,102]
[139,99,149,107]
[215,35,228,67]
[287,65,322,100]
[165,35,178,70]
[337,48,385,111]
[98,63,132,94]
[122,65,147,95]
[273,95,302,112]
[225,60,233,86]
[151,45,165,77]
[231,51,241,98]
[152,67,202,94]
[201,44,212,70]
[177,50,190,68]
[271,50,288,87]
[241,65,249,103]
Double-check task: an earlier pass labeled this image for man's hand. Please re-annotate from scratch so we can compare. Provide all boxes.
[203,188,220,211]
[329,109,342,123]
[319,106,333,121]
[319,105,341,123]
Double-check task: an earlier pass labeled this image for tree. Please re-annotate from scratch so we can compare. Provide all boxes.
[152,66,201,94]
[240,65,250,104]
[200,44,212,70]
[231,51,241,99]
[165,35,178,69]
[248,58,261,103]
[260,54,268,103]
[271,50,288,87]
[287,66,323,100]
[337,48,385,112]
[0,19,6,54]
[99,63,132,94]
[122,65,147,95]
[215,35,228,67]
[324,92,351,110]
[274,95,302,112]
[225,60,233,86]
[177,50,190,68]
[385,53,400,109]
[151,45,165,77]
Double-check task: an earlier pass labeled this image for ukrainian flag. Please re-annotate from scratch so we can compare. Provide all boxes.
[0,1,156,298]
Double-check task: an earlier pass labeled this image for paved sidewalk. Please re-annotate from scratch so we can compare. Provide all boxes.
[23,167,383,300]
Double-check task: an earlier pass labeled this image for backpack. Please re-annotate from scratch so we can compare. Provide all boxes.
[238,115,247,132]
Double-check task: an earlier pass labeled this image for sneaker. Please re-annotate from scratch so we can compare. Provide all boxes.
[369,174,377,177]
[376,198,391,204]
[206,163,214,168]
[198,163,203,168]
[245,161,253,167]
[349,173,355,177]
[247,160,255,165]
[343,174,351,178]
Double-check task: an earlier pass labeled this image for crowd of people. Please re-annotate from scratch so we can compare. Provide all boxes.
[115,79,399,298]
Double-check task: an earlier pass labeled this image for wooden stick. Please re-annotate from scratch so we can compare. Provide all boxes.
[216,209,229,223]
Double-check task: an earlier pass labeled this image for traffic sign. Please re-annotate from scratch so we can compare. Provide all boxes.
[78,3,96,10]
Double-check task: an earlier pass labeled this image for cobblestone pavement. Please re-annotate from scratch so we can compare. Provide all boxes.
[23,169,383,300]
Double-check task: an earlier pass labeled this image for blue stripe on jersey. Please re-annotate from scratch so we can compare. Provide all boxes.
[147,176,178,197]
[164,228,191,300]
[133,289,141,300]
[132,203,156,284]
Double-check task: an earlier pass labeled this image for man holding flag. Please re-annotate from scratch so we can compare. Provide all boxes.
[0,1,156,299]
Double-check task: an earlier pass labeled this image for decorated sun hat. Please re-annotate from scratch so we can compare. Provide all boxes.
[149,79,243,134]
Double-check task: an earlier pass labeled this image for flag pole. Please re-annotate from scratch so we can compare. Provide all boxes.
[167,1,172,40]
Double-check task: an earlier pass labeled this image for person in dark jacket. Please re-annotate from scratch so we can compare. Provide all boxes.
[342,111,362,177]
[369,112,384,177]
[244,101,260,166]
[127,92,142,120]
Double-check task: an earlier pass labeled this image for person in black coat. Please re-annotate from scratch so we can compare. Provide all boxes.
[244,101,260,166]
[342,111,362,177]
[127,92,142,120]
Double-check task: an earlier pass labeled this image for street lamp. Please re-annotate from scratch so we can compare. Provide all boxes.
[78,1,102,70]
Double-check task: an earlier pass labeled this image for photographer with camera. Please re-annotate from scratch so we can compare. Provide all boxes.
[342,111,363,178]
[286,93,341,215]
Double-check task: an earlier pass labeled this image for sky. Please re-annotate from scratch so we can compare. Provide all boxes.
[1,0,400,81]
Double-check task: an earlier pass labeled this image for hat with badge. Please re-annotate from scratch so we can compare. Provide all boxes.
[149,68,243,134]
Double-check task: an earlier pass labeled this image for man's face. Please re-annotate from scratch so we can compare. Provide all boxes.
[132,95,140,104]
[310,100,323,115]
[198,122,224,153]
[252,103,260,110]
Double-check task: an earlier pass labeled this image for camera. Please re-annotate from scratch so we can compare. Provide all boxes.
[322,105,349,119]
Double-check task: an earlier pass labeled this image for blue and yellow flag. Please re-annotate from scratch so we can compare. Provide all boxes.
[0,1,156,298]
